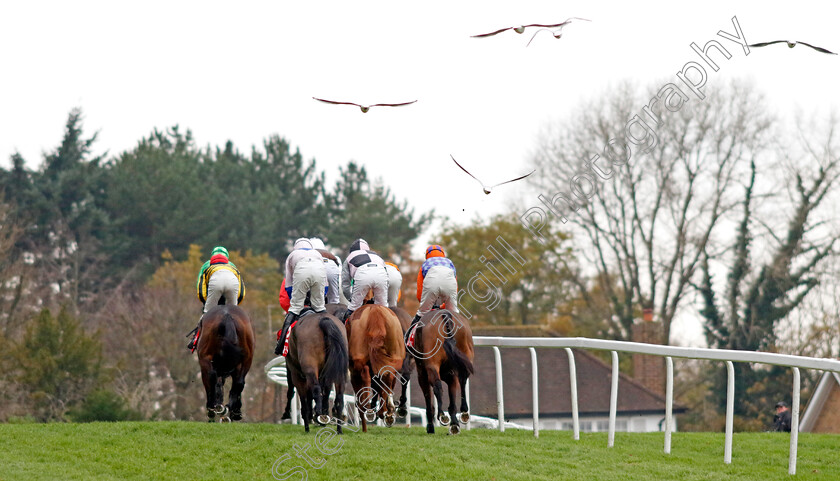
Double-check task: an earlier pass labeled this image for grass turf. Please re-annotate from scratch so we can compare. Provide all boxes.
[0,421,838,480]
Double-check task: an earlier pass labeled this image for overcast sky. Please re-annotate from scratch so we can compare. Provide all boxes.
[1,1,838,344]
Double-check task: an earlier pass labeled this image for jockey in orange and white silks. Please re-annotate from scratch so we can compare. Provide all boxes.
[311,237,342,305]
[341,238,389,321]
[412,244,459,326]
[275,238,328,355]
[384,261,402,308]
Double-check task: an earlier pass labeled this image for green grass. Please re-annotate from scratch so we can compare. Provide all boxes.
[0,422,838,480]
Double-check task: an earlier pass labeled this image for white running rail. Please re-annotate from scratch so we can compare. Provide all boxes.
[473,336,840,475]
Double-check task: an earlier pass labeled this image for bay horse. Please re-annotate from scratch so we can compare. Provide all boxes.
[280,303,348,421]
[284,310,349,433]
[390,306,416,419]
[346,304,405,432]
[407,309,474,434]
[197,305,255,422]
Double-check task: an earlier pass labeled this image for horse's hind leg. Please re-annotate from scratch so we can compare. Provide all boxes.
[228,369,246,421]
[458,369,470,424]
[430,367,449,426]
[416,362,435,434]
[397,360,410,418]
[301,391,313,433]
[309,374,326,426]
[445,373,461,435]
[200,358,217,421]
[282,369,295,420]
[215,376,230,420]
[332,379,346,435]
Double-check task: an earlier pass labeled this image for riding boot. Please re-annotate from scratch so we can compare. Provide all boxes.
[404,314,422,343]
[342,309,354,323]
[274,312,298,356]
[186,316,203,351]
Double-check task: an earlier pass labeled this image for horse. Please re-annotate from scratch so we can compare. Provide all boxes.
[197,305,255,422]
[284,310,349,433]
[280,302,348,421]
[407,309,474,434]
[390,306,416,418]
[346,304,406,432]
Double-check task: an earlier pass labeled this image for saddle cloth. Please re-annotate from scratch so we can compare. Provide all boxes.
[405,323,420,349]
[279,320,299,357]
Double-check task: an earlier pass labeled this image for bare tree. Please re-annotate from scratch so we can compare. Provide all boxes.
[530,79,772,343]
[695,114,840,417]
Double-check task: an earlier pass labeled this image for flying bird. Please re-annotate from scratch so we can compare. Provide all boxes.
[312,97,418,113]
[451,155,535,195]
[748,40,837,55]
[526,18,591,47]
[471,17,590,38]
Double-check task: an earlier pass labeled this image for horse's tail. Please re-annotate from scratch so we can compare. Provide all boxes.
[441,313,474,376]
[218,312,243,363]
[318,316,348,386]
[367,307,397,368]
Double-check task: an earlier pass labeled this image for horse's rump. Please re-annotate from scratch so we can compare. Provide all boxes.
[365,306,405,371]
[441,315,475,375]
[318,315,349,385]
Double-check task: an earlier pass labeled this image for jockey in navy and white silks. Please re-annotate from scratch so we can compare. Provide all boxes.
[412,244,459,326]
[275,238,328,355]
[341,238,389,321]
[311,237,342,305]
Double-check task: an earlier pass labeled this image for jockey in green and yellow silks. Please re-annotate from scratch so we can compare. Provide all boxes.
[187,246,245,351]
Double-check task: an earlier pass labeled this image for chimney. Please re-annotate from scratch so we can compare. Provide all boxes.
[632,308,665,395]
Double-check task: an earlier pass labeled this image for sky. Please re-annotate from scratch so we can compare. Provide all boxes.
[1,0,838,345]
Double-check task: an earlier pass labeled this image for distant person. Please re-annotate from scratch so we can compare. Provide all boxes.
[774,401,792,432]
[188,246,245,351]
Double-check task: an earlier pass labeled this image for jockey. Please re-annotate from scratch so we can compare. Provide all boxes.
[341,238,389,321]
[275,238,328,355]
[188,246,245,350]
[311,237,342,305]
[384,261,402,308]
[411,244,458,328]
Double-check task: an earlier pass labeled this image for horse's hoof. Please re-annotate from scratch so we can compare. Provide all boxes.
[231,412,243,421]
[281,412,291,420]
[459,412,470,424]
[438,413,450,426]
[426,425,435,434]
[384,414,395,427]
[213,405,227,416]
[219,416,232,423]
[317,414,330,425]
[449,424,460,435]
[397,405,408,418]
[364,410,377,423]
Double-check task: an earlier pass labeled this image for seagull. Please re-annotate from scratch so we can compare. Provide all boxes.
[451,155,535,195]
[471,17,590,38]
[312,97,418,113]
[526,18,591,47]
[748,40,837,55]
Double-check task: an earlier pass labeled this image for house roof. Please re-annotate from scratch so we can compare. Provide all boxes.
[408,325,686,418]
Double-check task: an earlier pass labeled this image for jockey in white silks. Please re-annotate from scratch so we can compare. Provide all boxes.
[310,237,342,305]
[274,238,328,355]
[340,238,389,321]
